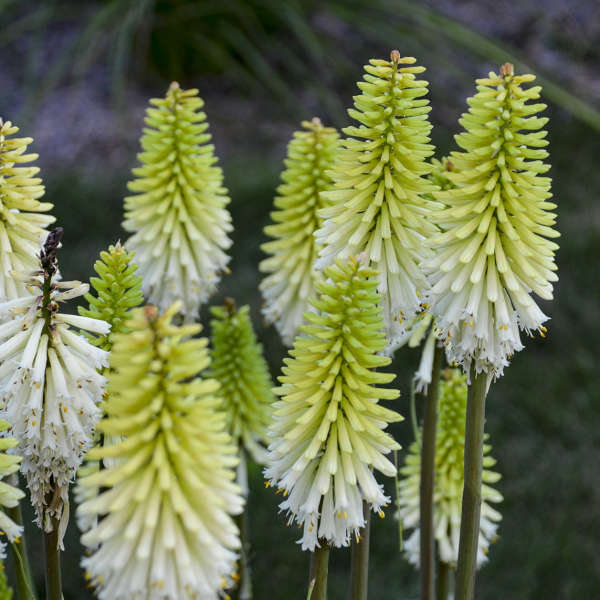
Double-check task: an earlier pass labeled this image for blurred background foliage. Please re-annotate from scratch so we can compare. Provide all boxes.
[0,0,599,598]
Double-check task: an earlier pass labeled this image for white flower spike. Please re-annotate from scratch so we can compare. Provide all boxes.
[0,228,109,541]
[425,64,559,378]
[78,303,243,600]
[123,82,233,321]
[260,118,340,345]
[315,51,438,347]
[265,257,402,551]
[0,118,55,301]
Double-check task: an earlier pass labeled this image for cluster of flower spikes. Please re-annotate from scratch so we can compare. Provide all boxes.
[265,256,403,551]
[0,228,109,540]
[260,117,340,345]
[123,81,233,321]
[209,299,274,464]
[397,368,502,567]
[315,50,439,349]
[424,63,559,378]
[0,118,55,301]
[74,242,143,533]
[0,419,25,559]
[78,302,243,600]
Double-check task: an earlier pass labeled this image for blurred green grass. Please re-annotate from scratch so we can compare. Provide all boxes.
[6,105,598,599]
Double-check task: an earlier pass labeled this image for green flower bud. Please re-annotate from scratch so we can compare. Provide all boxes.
[210,300,274,463]
[78,242,143,352]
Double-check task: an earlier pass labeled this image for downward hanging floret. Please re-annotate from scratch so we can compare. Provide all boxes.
[78,303,243,600]
[260,118,340,345]
[398,368,502,567]
[123,82,233,321]
[209,299,274,463]
[0,229,109,540]
[0,118,55,301]
[265,256,403,551]
[315,51,438,347]
[425,64,559,377]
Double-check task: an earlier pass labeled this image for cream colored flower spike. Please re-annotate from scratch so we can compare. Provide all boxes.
[265,257,402,551]
[0,420,25,559]
[0,119,55,300]
[78,303,243,600]
[315,51,438,348]
[123,82,233,321]
[425,64,559,378]
[260,118,340,345]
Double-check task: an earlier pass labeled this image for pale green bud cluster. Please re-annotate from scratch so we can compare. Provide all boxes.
[265,256,403,551]
[78,242,143,352]
[210,300,274,463]
[260,118,340,345]
[398,369,502,567]
[425,64,559,377]
[78,302,243,600]
[123,82,233,321]
[315,51,438,348]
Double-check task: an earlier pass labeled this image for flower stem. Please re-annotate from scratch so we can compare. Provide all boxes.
[350,501,371,600]
[232,450,252,600]
[437,560,451,600]
[420,344,443,600]
[309,543,330,600]
[43,520,62,600]
[6,475,38,600]
[454,369,488,600]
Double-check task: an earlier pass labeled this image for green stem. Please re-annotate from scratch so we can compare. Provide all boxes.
[349,502,371,600]
[232,450,252,600]
[437,560,451,600]
[6,475,38,600]
[420,345,443,600]
[454,369,488,600]
[43,521,62,600]
[308,543,329,600]
[409,377,419,443]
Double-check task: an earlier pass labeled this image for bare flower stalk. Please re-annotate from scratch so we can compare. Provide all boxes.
[309,544,330,600]
[420,344,443,600]
[350,502,371,600]
[454,370,488,600]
